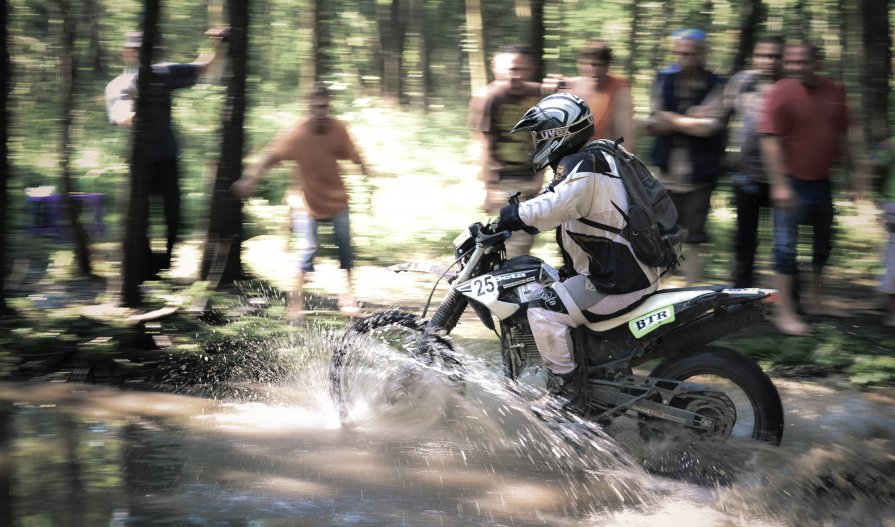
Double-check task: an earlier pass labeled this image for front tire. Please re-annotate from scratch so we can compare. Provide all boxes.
[649,346,784,445]
[330,310,464,426]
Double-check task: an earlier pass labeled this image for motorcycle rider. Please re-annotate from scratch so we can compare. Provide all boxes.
[494,93,663,404]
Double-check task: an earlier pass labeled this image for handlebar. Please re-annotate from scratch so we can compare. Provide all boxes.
[470,222,511,247]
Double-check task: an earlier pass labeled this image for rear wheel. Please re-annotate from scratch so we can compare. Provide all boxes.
[330,310,464,427]
[648,346,784,445]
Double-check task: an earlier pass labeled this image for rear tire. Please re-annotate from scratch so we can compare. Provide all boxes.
[649,346,784,445]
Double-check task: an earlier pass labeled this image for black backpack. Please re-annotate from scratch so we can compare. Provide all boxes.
[583,139,685,271]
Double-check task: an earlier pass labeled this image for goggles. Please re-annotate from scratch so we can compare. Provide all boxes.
[532,113,594,145]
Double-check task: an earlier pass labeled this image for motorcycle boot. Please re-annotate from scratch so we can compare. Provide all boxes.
[546,369,586,415]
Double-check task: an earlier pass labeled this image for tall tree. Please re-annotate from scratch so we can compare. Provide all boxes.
[0,0,10,316]
[81,0,104,77]
[649,0,676,74]
[530,0,545,81]
[626,0,642,78]
[58,0,92,276]
[379,0,409,102]
[121,0,161,307]
[201,5,247,288]
[465,0,486,95]
[861,0,891,147]
[0,403,11,527]
[731,0,763,75]
[409,0,430,109]
[311,0,333,83]
[789,0,810,41]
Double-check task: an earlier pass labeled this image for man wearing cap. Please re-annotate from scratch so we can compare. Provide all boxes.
[646,28,727,286]
[105,30,225,277]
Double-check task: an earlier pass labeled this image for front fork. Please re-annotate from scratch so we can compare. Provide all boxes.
[427,287,468,335]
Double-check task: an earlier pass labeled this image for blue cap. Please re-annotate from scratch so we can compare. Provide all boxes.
[672,28,706,41]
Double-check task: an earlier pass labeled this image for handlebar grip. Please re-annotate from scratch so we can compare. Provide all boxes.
[477,230,511,247]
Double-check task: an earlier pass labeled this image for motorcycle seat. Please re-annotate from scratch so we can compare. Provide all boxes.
[583,287,721,333]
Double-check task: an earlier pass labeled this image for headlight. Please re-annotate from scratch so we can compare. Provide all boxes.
[452,228,473,250]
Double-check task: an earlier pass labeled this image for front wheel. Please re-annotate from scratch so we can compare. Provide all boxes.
[649,346,784,445]
[330,310,464,427]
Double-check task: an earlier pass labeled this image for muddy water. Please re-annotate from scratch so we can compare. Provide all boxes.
[1,346,893,526]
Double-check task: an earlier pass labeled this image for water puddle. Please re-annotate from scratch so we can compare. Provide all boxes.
[1,334,893,526]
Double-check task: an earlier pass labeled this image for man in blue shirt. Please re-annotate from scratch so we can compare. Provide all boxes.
[645,29,727,286]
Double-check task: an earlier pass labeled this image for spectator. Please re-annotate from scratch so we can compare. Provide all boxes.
[723,36,785,287]
[871,138,895,327]
[232,82,371,320]
[759,41,860,336]
[552,40,637,153]
[645,29,727,286]
[105,29,226,278]
[469,45,546,258]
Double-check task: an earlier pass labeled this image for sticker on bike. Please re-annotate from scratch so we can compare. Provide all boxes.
[629,306,675,338]
[471,276,497,298]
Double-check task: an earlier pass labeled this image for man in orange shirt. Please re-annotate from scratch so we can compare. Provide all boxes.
[233,82,370,320]
[560,40,636,153]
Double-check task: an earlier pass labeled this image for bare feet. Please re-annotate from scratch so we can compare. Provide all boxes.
[773,311,812,336]
[287,296,306,324]
[338,297,361,316]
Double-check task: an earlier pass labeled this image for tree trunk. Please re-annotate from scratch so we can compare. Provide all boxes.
[700,0,714,32]
[861,0,891,147]
[0,403,12,526]
[81,0,104,78]
[201,0,247,287]
[465,0,486,95]
[298,0,314,92]
[731,0,763,75]
[58,0,92,276]
[626,0,641,78]
[649,0,675,73]
[379,0,408,102]
[0,0,10,315]
[311,0,333,82]
[790,0,809,41]
[121,0,161,307]
[409,0,429,109]
[530,0,545,81]
[421,0,433,107]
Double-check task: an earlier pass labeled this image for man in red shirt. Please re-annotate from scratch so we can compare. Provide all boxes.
[759,41,858,336]
[233,83,370,320]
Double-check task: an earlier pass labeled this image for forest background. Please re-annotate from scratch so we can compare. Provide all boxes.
[0,0,893,388]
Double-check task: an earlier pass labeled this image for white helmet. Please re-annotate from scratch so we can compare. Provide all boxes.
[511,93,594,172]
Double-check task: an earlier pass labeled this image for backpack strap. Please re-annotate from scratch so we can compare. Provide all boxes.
[577,216,623,235]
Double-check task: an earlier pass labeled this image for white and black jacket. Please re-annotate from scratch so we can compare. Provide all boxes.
[497,149,662,295]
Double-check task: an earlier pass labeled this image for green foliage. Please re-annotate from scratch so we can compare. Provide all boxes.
[848,354,895,386]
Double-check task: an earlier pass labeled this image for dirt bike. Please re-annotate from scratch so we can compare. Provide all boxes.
[331,222,785,445]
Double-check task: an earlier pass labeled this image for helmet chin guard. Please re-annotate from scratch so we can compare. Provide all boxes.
[511,93,594,173]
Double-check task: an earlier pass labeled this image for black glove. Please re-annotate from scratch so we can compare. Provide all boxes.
[495,204,539,235]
